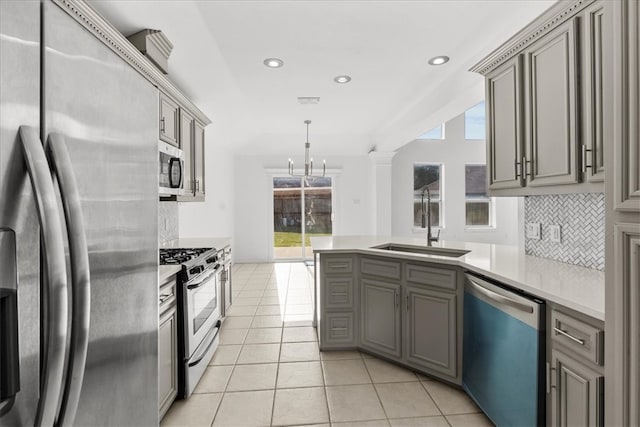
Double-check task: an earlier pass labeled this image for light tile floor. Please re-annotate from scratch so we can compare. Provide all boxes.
[161,262,495,427]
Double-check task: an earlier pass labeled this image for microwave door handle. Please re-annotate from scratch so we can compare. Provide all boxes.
[19,126,69,426]
[169,157,182,188]
[47,133,91,427]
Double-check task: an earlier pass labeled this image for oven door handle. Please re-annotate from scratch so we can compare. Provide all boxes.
[186,266,219,290]
[188,320,221,367]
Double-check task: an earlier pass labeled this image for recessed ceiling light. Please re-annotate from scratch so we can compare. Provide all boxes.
[263,58,284,68]
[334,75,352,84]
[428,56,450,66]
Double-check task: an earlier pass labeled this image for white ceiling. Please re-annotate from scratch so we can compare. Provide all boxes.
[89,0,555,157]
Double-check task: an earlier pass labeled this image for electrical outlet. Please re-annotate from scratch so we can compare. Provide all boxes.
[549,224,562,243]
[526,222,541,240]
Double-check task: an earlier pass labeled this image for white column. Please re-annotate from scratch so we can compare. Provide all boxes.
[369,151,396,236]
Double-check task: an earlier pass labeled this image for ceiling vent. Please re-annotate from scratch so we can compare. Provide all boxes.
[127,29,173,74]
[297,97,320,105]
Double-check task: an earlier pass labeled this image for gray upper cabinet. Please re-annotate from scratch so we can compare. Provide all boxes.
[582,2,606,183]
[177,114,206,201]
[179,109,194,194]
[159,92,179,147]
[486,55,525,191]
[404,285,457,380]
[360,278,402,358]
[193,120,205,198]
[525,19,579,187]
[471,0,606,196]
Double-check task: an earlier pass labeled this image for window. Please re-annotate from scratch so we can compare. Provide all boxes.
[413,164,442,227]
[464,101,486,140]
[418,123,444,140]
[465,165,492,226]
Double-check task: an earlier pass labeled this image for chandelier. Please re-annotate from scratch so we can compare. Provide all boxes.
[288,120,326,177]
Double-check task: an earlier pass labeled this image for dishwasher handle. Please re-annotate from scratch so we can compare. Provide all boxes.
[466,277,534,314]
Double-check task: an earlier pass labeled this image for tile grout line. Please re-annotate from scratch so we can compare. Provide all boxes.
[361,353,392,425]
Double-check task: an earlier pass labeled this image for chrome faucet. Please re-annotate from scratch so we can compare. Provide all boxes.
[421,186,440,246]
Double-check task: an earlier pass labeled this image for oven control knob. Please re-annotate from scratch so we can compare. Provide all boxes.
[189,266,203,275]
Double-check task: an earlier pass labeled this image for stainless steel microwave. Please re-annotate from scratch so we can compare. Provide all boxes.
[159,141,184,196]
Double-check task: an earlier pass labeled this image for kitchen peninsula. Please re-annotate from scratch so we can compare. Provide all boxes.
[312,236,604,320]
[312,236,605,426]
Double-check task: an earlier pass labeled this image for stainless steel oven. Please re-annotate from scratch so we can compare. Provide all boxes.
[183,263,221,397]
[185,265,221,357]
[160,247,222,398]
[159,141,184,196]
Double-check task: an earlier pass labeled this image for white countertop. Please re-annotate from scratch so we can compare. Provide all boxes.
[160,237,232,250]
[311,236,605,321]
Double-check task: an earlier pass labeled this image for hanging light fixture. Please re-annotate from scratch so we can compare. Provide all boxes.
[288,120,326,177]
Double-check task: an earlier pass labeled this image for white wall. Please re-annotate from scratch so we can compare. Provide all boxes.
[179,135,235,239]
[391,111,521,245]
[233,154,374,262]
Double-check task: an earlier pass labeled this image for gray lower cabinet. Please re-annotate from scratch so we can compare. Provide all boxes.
[320,255,358,349]
[404,285,457,380]
[158,306,178,419]
[551,349,604,426]
[159,275,178,420]
[360,278,401,358]
[548,306,604,427]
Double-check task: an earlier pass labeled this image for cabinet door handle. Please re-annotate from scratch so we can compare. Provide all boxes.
[160,117,165,133]
[159,293,172,303]
[523,156,532,177]
[553,327,585,345]
[406,295,410,311]
[582,144,592,173]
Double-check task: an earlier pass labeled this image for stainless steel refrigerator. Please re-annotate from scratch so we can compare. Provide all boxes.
[1,1,158,425]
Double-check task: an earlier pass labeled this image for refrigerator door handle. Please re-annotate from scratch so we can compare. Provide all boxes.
[18,126,69,426]
[47,133,91,427]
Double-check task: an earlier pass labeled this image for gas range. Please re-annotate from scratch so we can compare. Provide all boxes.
[159,247,220,282]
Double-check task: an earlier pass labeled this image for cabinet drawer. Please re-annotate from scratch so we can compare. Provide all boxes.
[325,312,354,343]
[361,257,401,280]
[551,309,603,366]
[323,256,353,274]
[325,277,353,309]
[405,264,456,291]
[159,276,177,314]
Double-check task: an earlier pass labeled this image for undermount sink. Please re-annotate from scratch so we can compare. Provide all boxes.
[371,243,470,258]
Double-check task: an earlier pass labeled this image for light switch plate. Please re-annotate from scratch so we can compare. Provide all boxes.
[526,222,541,240]
[549,224,562,243]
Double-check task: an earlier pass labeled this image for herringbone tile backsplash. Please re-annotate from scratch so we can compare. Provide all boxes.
[524,193,604,271]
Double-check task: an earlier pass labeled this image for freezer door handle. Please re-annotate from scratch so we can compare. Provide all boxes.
[19,126,69,426]
[47,133,91,427]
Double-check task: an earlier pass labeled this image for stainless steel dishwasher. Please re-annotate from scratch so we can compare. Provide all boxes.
[463,273,545,426]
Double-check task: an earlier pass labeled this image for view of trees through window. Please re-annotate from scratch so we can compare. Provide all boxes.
[465,165,491,226]
[413,164,442,227]
[273,176,332,259]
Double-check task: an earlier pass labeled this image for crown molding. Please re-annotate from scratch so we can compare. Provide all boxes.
[470,0,596,76]
[51,0,212,125]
